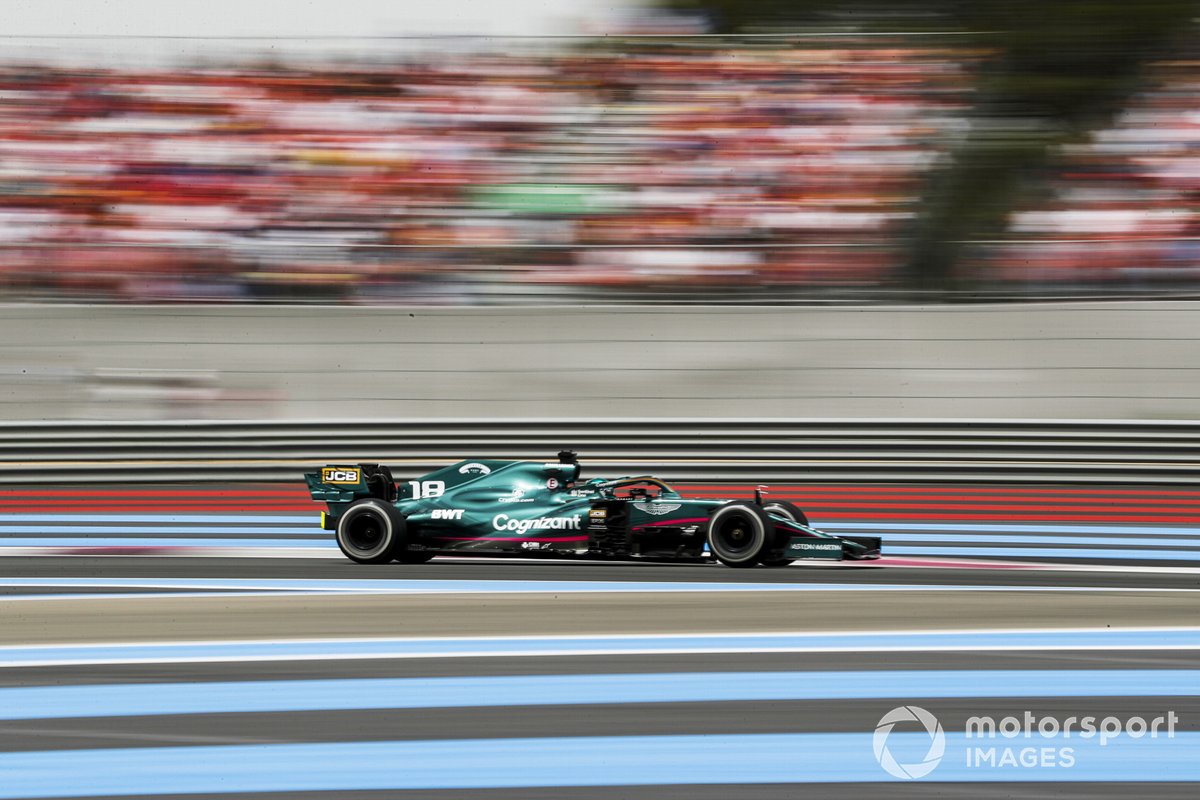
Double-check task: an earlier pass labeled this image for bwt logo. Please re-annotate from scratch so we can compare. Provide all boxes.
[431,509,464,520]
[321,468,361,484]
[873,706,946,780]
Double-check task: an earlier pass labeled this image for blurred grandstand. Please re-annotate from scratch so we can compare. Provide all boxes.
[980,51,1200,290]
[0,32,1196,304]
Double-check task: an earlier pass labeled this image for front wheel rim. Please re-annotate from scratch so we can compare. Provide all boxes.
[712,511,760,559]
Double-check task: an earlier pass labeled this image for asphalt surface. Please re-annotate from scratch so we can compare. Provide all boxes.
[7,554,1200,588]
[5,586,1200,645]
[2,556,1198,644]
[1,556,1198,798]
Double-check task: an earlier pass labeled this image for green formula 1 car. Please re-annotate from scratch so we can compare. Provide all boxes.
[305,451,881,567]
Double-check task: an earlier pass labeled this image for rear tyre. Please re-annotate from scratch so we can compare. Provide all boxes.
[707,502,772,568]
[335,499,404,564]
[760,500,809,566]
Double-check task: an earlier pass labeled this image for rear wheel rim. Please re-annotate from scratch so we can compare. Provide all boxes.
[346,510,387,553]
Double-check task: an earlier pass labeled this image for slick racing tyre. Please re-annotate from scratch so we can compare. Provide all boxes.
[707,502,773,567]
[759,500,809,567]
[762,500,809,527]
[335,499,405,564]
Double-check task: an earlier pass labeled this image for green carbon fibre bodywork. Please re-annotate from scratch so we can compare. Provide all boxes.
[304,457,881,563]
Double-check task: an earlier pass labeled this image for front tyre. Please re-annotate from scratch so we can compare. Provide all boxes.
[760,500,809,566]
[335,499,404,564]
[707,502,772,567]
[762,500,809,527]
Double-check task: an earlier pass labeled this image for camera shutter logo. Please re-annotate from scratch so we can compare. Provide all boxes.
[873,705,946,779]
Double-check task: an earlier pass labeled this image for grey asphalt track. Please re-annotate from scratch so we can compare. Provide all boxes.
[2,558,1199,645]
[5,588,1200,644]
[7,649,1198,688]
[7,555,1200,587]
[1,556,1198,799]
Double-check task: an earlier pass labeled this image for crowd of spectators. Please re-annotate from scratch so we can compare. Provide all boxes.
[983,56,1200,290]
[0,40,973,302]
[0,38,1195,303]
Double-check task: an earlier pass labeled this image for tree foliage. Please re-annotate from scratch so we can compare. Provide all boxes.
[662,0,1198,293]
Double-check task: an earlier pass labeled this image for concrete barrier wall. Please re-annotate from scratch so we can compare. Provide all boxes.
[2,302,1197,420]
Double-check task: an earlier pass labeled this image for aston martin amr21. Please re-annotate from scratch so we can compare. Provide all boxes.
[305,452,881,567]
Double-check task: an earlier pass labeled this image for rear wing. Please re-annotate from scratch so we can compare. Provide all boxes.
[305,464,397,504]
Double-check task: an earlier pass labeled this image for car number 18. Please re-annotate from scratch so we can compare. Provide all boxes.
[407,480,446,499]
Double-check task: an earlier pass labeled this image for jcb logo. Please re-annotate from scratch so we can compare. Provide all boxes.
[321,468,361,484]
[432,509,464,520]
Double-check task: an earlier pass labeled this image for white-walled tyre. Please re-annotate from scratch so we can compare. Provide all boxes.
[336,499,404,564]
[762,501,809,527]
[707,502,772,567]
[760,500,809,567]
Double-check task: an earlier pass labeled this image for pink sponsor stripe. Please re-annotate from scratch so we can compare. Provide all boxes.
[435,536,588,542]
[634,517,709,529]
[802,511,1200,524]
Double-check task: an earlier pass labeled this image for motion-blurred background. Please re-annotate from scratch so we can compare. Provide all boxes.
[2,0,1197,304]
[6,10,1200,800]
[2,0,1199,422]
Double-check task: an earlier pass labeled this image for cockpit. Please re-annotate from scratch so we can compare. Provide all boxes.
[586,476,679,501]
